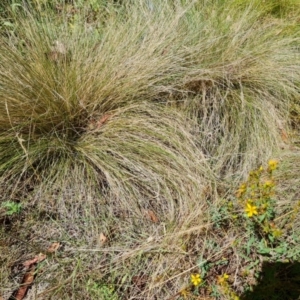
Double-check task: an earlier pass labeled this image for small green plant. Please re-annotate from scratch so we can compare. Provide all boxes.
[86,279,119,300]
[1,200,22,215]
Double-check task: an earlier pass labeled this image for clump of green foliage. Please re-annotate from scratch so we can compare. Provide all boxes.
[1,200,22,215]
[86,280,119,300]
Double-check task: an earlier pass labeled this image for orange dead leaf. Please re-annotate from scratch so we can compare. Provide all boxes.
[99,232,107,245]
[47,242,60,253]
[96,114,111,129]
[281,129,288,143]
[23,253,46,268]
[23,257,39,268]
[145,210,159,223]
[10,254,46,300]
[13,266,35,300]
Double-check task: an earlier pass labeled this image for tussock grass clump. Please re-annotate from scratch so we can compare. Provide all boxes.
[170,0,300,180]
[0,5,210,219]
[0,1,300,299]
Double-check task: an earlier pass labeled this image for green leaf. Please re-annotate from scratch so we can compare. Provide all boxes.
[257,240,271,255]
[11,3,22,13]
[3,21,15,28]
[268,233,274,243]
[274,243,287,255]
[258,214,266,222]
[246,235,256,256]
[1,201,22,215]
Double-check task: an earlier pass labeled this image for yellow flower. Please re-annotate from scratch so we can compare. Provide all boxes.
[263,180,274,189]
[240,183,247,190]
[245,201,258,217]
[259,165,264,172]
[262,223,270,233]
[217,273,229,285]
[190,273,202,286]
[268,159,278,171]
[271,228,283,238]
[180,288,190,299]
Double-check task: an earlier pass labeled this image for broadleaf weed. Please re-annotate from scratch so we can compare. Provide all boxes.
[86,279,119,300]
[1,200,22,215]
[174,159,299,299]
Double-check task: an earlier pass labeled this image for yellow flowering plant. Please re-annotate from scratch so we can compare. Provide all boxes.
[268,159,278,172]
[193,159,300,300]
[217,273,240,300]
[174,159,294,300]
[217,273,229,285]
[179,288,191,299]
[191,273,202,286]
[236,160,281,243]
[169,272,204,299]
[244,201,258,218]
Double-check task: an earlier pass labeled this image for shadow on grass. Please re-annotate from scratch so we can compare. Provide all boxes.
[241,261,300,300]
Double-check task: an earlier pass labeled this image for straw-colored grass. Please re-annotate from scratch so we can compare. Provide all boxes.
[0,1,300,299]
[171,0,300,181]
